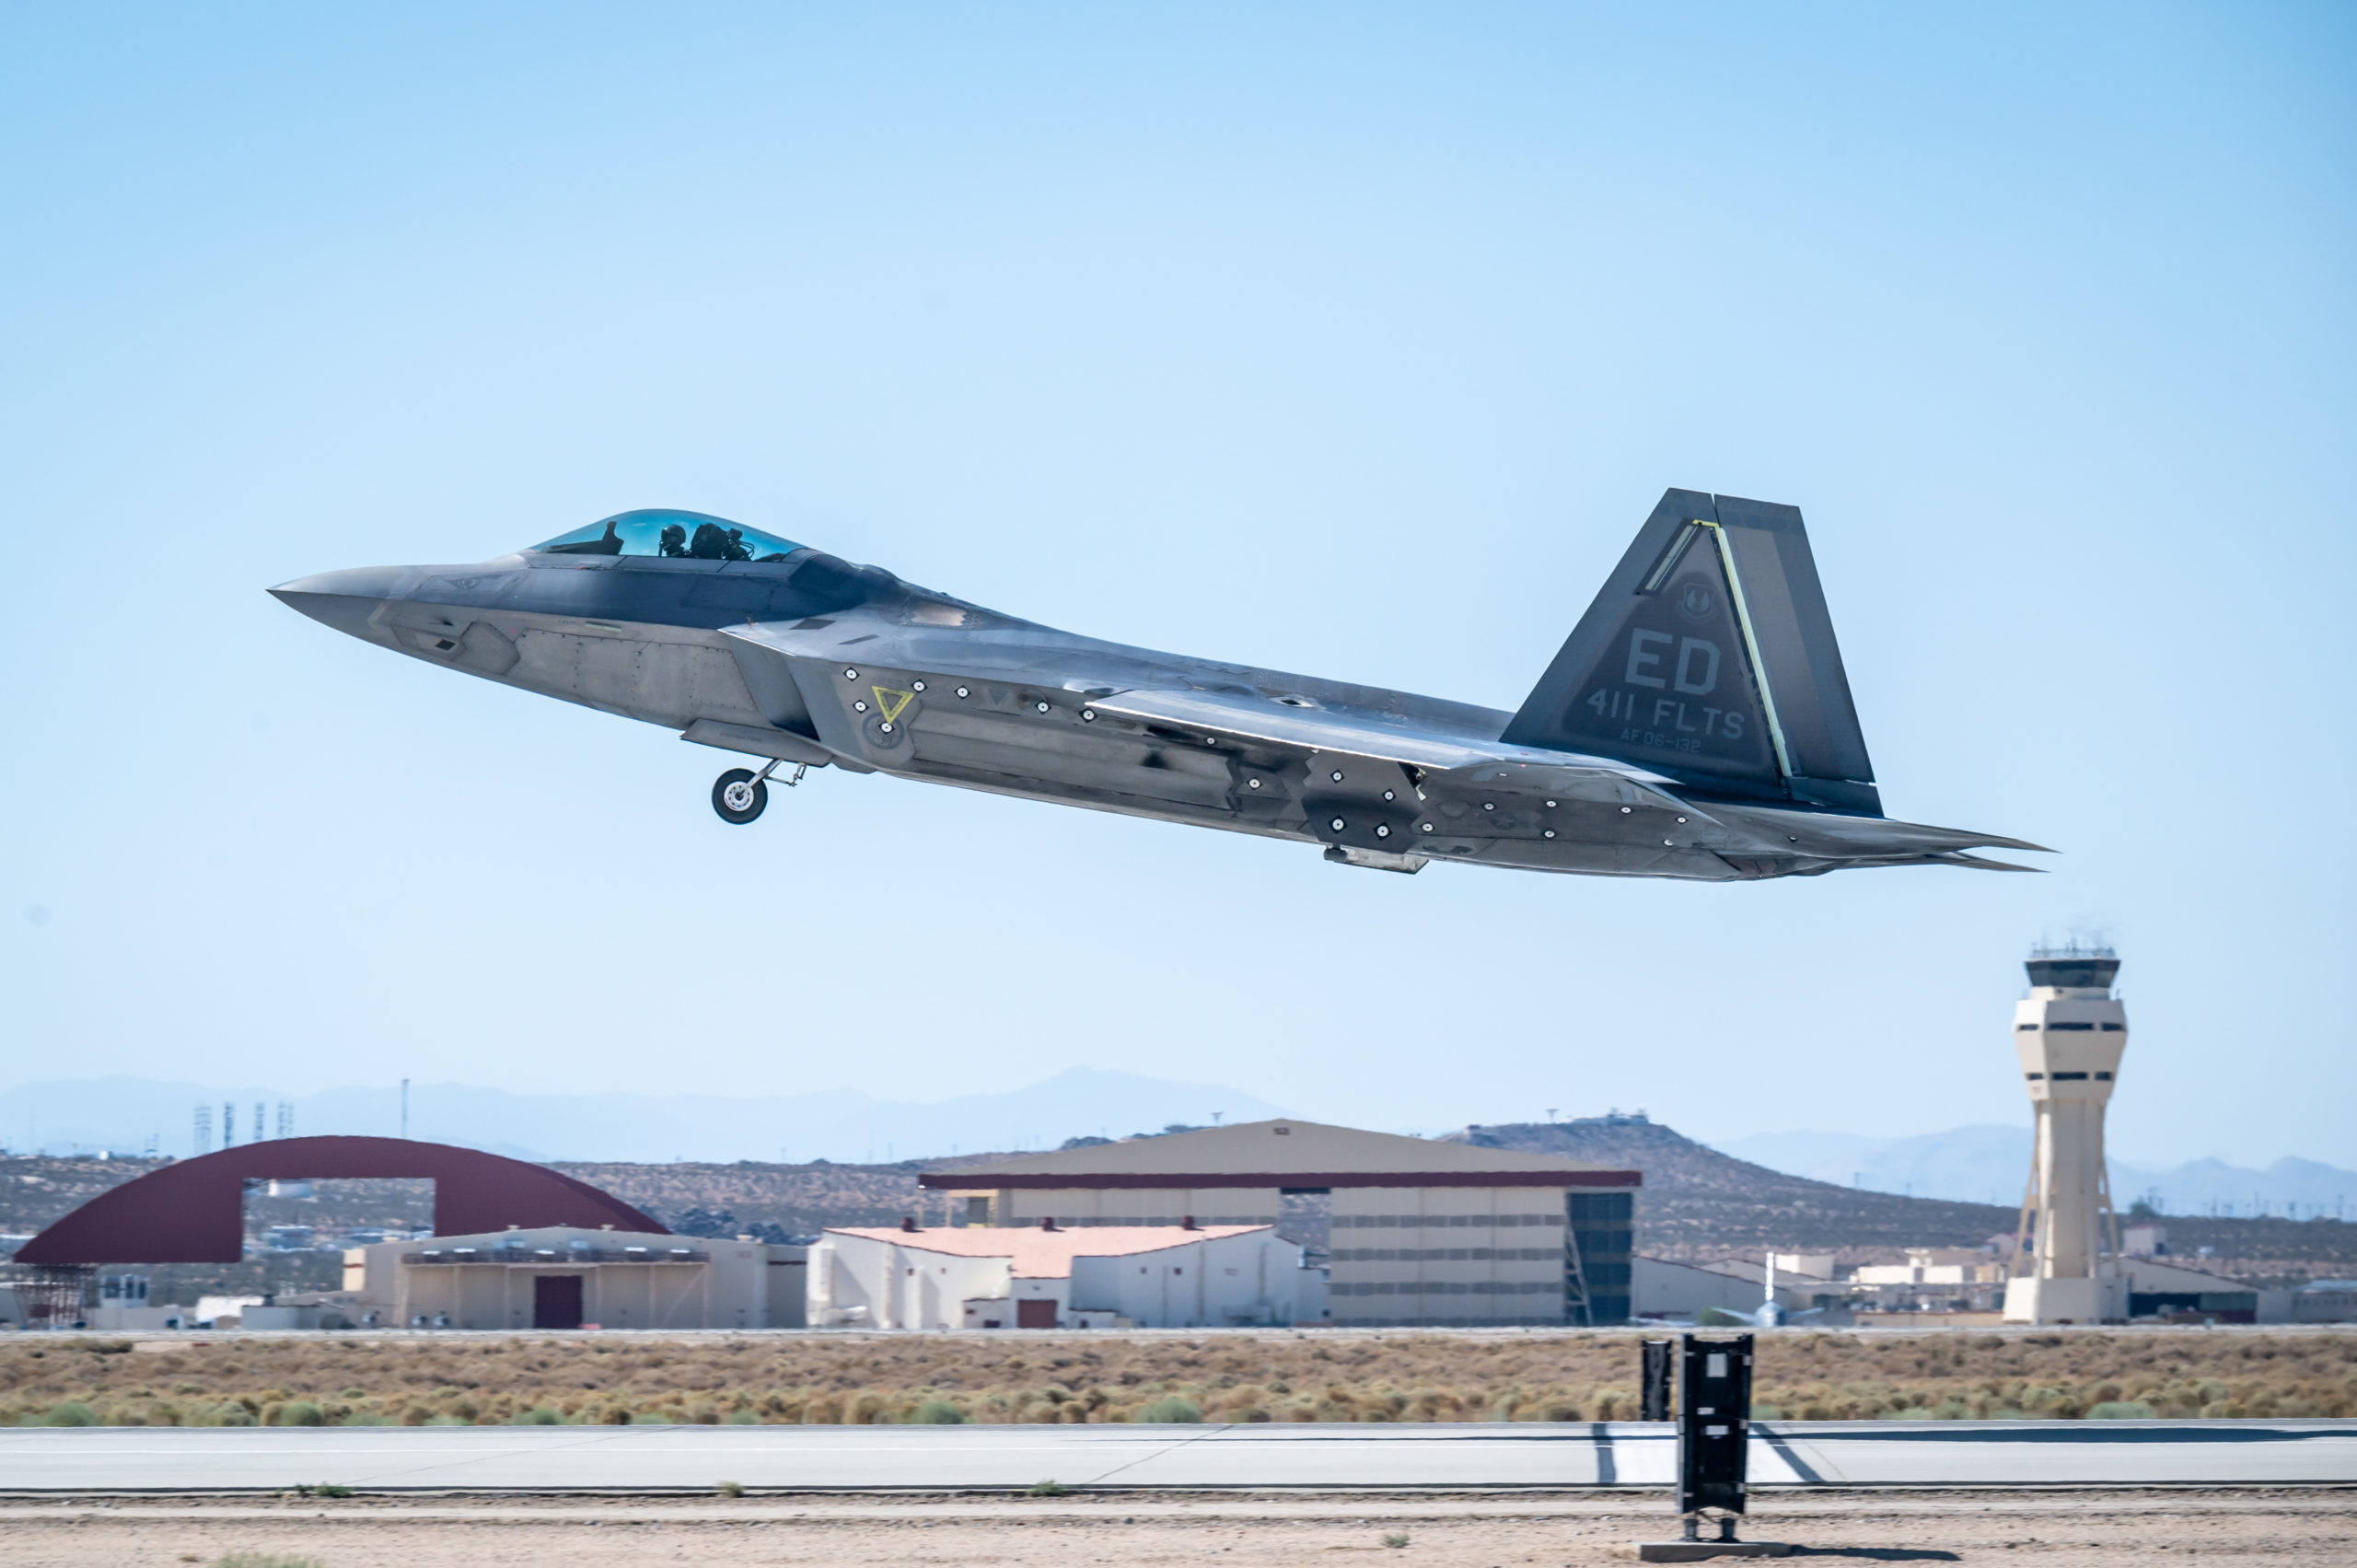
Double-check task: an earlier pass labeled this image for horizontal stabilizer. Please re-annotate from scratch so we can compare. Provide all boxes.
[1933,853,2044,873]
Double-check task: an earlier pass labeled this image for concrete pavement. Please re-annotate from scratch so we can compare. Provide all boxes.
[1,1420,2350,1493]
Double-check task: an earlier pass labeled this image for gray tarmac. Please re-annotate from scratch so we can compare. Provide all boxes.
[2,1419,2350,1493]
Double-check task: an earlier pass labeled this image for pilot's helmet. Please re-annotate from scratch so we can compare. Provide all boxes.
[659,523,688,557]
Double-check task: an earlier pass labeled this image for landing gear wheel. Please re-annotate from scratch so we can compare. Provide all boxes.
[712,768,768,825]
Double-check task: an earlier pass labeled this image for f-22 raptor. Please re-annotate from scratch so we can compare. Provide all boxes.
[271,488,2040,879]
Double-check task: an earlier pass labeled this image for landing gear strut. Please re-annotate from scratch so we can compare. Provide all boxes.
[711,760,806,825]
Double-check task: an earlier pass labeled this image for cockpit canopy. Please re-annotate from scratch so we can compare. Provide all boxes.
[528,509,805,563]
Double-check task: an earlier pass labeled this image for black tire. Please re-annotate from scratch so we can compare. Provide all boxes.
[712,768,768,825]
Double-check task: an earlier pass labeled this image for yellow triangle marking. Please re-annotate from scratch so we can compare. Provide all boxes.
[872,687,915,724]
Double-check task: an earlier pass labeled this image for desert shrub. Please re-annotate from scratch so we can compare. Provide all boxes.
[5,1328,2349,1434]
[1134,1394,1202,1423]
[42,1401,99,1426]
[2086,1400,2155,1420]
[516,1407,563,1424]
[910,1400,967,1424]
[276,1402,325,1427]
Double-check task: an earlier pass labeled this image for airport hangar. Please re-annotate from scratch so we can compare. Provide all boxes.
[922,1120,1639,1327]
[9,1136,809,1332]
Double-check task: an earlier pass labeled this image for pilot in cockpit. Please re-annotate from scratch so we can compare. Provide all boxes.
[689,522,754,561]
[659,523,690,557]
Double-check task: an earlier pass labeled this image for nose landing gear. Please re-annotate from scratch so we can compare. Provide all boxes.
[711,760,806,825]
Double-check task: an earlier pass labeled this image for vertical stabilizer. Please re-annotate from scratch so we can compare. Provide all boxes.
[1499,490,1880,813]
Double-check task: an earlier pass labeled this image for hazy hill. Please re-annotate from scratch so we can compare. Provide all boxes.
[1714,1125,2357,1218]
[1443,1118,2357,1283]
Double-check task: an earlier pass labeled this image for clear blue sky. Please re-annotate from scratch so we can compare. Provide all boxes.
[3,4,2351,1167]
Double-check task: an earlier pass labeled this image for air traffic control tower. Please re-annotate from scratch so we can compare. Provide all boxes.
[2003,944,2130,1324]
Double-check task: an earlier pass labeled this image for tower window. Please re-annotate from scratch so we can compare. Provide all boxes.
[2016,1023,2039,1032]
[2048,1022,2096,1031]
[2095,1071,2113,1080]
[2050,1071,2090,1080]
[2101,1023,2124,1031]
[2025,1073,2045,1080]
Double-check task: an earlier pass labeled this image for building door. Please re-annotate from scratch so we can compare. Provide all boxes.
[1016,1298,1057,1329]
[534,1275,584,1330]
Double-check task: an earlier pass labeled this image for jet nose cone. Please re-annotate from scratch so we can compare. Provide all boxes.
[269,565,408,637]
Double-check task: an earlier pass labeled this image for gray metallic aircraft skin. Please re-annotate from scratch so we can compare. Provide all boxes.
[270,490,2042,879]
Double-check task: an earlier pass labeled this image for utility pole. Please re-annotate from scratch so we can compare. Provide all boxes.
[400,1079,410,1141]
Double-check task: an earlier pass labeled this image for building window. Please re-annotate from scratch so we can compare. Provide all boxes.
[2050,1071,2089,1080]
[2095,1071,2113,1080]
[2026,1073,2045,1080]
[2016,1023,2039,1031]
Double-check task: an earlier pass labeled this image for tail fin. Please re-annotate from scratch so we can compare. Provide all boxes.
[1500,489,1881,814]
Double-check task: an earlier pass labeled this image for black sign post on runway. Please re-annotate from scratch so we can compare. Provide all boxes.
[1631,1332,1788,1561]
[1678,1333,1754,1526]
[1641,1338,1674,1422]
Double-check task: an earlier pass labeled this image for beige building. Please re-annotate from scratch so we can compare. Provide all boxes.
[1631,1256,1838,1321]
[343,1225,807,1330]
[923,1119,1639,1327]
[809,1222,1306,1330]
[1856,1248,2010,1288]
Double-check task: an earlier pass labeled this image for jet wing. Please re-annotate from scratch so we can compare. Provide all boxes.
[1078,687,1504,772]
[722,619,1066,680]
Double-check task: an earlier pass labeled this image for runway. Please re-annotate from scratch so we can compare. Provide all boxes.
[3,1420,2351,1493]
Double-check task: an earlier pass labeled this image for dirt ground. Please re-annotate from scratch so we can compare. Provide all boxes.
[1,1492,2351,1566]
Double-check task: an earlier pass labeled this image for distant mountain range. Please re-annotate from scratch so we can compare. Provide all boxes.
[6,1074,2345,1225]
[0,1070,1289,1166]
[1712,1126,2357,1220]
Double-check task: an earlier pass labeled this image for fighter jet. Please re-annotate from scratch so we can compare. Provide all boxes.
[270,488,2041,879]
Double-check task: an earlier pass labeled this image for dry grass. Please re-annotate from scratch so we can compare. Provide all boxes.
[3,1328,2352,1428]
